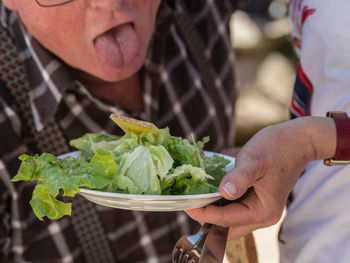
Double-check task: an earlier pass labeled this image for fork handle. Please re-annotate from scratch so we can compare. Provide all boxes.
[193,223,213,252]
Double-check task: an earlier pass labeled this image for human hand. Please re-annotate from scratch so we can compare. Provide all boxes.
[186,116,336,239]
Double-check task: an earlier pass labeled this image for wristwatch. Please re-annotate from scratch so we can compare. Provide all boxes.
[324,111,350,166]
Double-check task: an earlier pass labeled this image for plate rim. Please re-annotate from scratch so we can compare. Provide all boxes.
[79,187,222,200]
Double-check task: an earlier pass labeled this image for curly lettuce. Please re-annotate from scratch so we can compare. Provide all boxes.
[12,128,231,220]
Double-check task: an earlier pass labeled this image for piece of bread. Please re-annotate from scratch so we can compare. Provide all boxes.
[225,233,258,263]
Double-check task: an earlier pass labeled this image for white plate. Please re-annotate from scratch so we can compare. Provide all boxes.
[59,151,235,211]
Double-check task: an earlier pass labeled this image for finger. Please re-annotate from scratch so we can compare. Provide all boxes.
[185,196,259,227]
[220,165,257,200]
[184,209,205,225]
[227,225,258,240]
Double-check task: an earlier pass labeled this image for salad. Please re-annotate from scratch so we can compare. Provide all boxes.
[12,115,230,221]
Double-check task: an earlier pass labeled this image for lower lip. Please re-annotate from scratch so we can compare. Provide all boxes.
[93,23,139,69]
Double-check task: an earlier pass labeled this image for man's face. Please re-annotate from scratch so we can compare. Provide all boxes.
[4,0,161,81]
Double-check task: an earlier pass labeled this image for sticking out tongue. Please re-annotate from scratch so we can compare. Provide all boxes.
[94,23,139,68]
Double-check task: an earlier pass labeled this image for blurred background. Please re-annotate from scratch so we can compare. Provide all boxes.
[226,0,295,262]
[232,0,296,147]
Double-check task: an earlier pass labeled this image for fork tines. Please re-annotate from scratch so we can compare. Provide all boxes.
[173,247,198,263]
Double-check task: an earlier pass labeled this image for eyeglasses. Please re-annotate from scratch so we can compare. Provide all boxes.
[35,0,74,7]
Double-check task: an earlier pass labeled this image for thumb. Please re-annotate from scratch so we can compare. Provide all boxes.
[219,161,257,200]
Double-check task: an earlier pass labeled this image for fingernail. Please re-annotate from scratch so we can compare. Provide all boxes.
[222,182,237,197]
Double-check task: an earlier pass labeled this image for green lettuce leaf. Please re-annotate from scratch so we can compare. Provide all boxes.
[90,148,119,178]
[30,185,72,221]
[70,129,171,163]
[203,154,231,186]
[13,152,117,220]
[162,134,209,168]
[160,165,217,195]
[107,145,173,195]
[69,133,121,160]
[148,145,173,178]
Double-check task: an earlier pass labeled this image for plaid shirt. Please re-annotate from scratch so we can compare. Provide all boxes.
[0,1,237,262]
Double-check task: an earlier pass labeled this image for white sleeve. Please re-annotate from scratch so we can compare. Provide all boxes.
[297,0,350,116]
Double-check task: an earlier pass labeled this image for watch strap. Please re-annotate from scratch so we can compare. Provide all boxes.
[324,111,350,166]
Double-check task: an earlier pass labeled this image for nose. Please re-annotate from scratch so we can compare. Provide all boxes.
[88,0,125,11]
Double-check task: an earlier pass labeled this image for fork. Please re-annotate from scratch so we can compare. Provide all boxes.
[172,188,255,263]
[172,223,213,263]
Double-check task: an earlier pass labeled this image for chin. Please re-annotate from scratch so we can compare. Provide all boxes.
[90,57,144,82]
[98,67,138,82]
[77,63,135,83]
[94,71,127,82]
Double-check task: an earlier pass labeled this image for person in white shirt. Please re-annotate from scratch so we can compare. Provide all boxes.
[187,1,350,262]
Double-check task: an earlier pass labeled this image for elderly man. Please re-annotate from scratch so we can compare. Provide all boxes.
[0,0,240,262]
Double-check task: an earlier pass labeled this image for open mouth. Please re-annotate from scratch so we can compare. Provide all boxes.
[93,22,139,68]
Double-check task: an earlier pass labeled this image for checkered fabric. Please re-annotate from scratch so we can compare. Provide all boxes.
[0,23,117,263]
[0,0,237,262]
[0,18,70,156]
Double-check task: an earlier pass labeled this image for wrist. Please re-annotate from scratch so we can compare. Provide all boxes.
[292,116,337,161]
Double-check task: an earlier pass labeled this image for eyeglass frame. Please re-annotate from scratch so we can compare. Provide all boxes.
[35,0,74,7]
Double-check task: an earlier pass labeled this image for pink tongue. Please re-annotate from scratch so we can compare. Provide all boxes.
[94,23,138,68]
